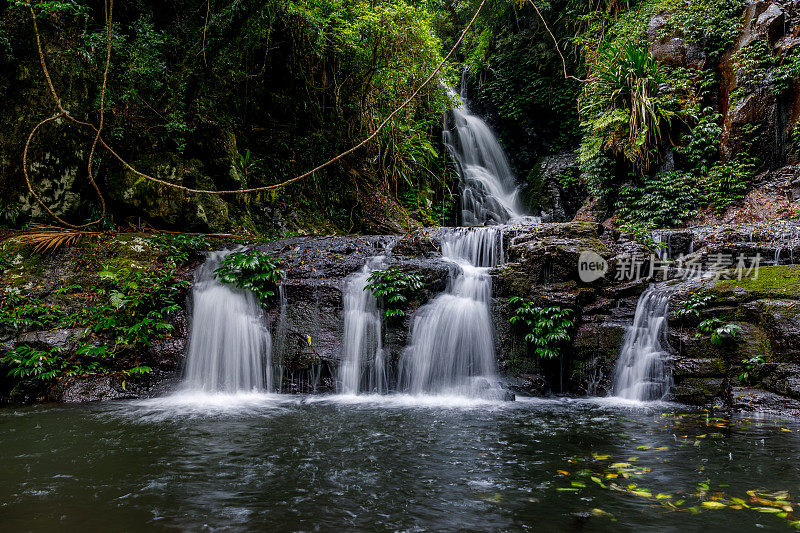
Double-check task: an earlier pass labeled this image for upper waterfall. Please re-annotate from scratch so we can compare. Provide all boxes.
[443,75,537,226]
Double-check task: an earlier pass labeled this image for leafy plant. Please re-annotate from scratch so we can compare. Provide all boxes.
[150,233,211,266]
[661,0,746,58]
[680,107,722,175]
[509,297,574,359]
[365,267,423,319]
[618,171,700,228]
[2,345,66,381]
[215,250,285,302]
[618,221,667,253]
[581,42,677,171]
[700,158,754,213]
[697,318,741,346]
[730,40,773,105]
[739,355,765,384]
[675,291,713,322]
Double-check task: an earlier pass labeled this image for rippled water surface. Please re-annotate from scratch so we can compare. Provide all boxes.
[3,394,800,531]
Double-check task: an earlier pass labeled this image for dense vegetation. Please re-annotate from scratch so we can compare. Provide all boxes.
[2,0,796,235]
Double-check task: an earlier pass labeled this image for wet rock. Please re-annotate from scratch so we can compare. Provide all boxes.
[532,151,585,222]
[392,232,441,257]
[49,371,180,403]
[755,3,786,41]
[759,362,800,397]
[672,377,725,405]
[730,386,800,416]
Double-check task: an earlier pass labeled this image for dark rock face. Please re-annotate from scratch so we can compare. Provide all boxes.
[717,0,800,169]
[532,151,586,222]
[647,13,710,70]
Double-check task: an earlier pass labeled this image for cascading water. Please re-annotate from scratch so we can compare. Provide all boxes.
[443,76,536,226]
[338,257,387,395]
[183,250,272,393]
[400,227,503,398]
[612,283,675,401]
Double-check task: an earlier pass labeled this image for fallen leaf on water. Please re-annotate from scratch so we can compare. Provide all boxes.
[702,501,726,509]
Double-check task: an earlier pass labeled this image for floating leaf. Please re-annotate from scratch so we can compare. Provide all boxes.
[702,501,726,509]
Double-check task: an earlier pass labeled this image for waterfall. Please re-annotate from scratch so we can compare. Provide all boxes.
[183,251,272,393]
[612,283,674,401]
[338,257,387,395]
[400,227,502,398]
[443,76,536,226]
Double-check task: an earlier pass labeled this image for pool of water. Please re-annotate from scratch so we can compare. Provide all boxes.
[2,393,800,531]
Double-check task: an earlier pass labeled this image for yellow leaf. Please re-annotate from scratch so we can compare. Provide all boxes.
[702,501,726,509]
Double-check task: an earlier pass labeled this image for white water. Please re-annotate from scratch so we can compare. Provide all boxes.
[444,77,537,226]
[612,283,674,401]
[400,227,503,398]
[183,251,272,393]
[338,257,387,395]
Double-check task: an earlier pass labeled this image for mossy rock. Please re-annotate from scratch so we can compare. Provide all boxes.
[712,266,800,300]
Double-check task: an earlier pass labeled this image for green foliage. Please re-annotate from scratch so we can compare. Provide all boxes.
[2,341,152,382]
[618,171,699,228]
[661,0,745,58]
[365,266,423,319]
[2,345,66,381]
[730,40,774,105]
[150,234,212,266]
[697,318,741,346]
[675,291,713,322]
[215,250,285,302]
[509,297,573,359]
[739,355,765,384]
[700,158,754,213]
[773,49,800,95]
[0,289,66,330]
[581,42,678,171]
[0,234,202,384]
[680,107,722,175]
[619,221,666,252]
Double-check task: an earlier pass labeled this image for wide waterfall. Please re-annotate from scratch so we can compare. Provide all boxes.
[400,227,503,398]
[612,283,674,401]
[443,77,533,226]
[183,251,273,393]
[338,257,387,395]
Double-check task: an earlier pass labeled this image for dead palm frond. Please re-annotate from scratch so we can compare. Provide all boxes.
[14,224,101,253]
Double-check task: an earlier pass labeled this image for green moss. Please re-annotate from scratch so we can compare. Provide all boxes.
[713,266,800,299]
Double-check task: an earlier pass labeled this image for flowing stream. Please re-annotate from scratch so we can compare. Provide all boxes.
[444,77,536,226]
[338,256,387,395]
[612,282,675,401]
[183,251,272,393]
[400,227,503,398]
